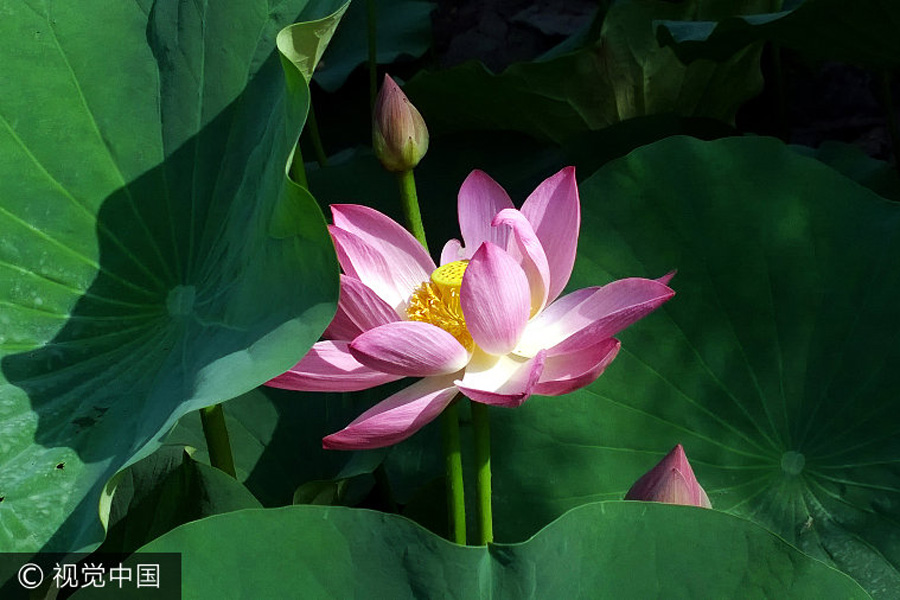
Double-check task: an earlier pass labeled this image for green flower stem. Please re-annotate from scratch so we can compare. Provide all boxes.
[305,100,329,167]
[366,0,378,115]
[471,401,493,544]
[200,404,236,478]
[441,400,466,544]
[396,169,429,252]
[289,144,309,189]
[397,162,456,542]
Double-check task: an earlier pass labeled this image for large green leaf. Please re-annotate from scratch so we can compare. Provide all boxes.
[377,136,900,597]
[481,136,900,597]
[122,502,869,599]
[405,0,768,144]
[0,1,346,552]
[656,0,900,69]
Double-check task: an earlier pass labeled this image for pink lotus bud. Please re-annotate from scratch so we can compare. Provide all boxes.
[625,444,712,508]
[373,74,429,172]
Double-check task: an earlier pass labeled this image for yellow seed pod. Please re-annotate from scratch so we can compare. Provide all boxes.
[431,260,468,291]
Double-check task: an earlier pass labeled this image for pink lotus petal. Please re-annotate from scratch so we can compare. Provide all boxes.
[551,279,674,354]
[461,242,531,355]
[329,224,431,313]
[512,286,599,357]
[265,340,402,392]
[656,270,677,286]
[520,167,580,303]
[517,278,674,356]
[440,238,464,265]
[492,208,551,316]
[534,338,620,396]
[325,275,401,340]
[322,310,359,342]
[330,205,435,307]
[455,349,546,407]
[323,375,459,450]
[457,170,514,258]
[625,444,712,508]
[349,321,470,377]
[332,205,435,270]
[322,309,358,342]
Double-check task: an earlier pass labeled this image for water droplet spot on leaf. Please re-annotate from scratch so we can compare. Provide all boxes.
[780,451,805,476]
[166,285,197,317]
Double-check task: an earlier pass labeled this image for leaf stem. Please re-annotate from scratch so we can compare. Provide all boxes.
[471,400,493,544]
[200,404,236,478]
[366,0,378,115]
[441,400,466,544]
[396,169,429,251]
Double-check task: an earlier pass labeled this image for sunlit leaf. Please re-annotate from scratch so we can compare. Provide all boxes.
[0,0,345,552]
[126,502,870,599]
[277,2,351,83]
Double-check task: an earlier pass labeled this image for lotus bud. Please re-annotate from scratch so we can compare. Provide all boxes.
[625,444,712,508]
[373,74,429,172]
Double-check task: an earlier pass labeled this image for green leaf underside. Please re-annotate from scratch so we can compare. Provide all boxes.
[405,0,769,144]
[277,2,351,83]
[379,136,900,599]
[0,0,346,552]
[98,447,261,554]
[656,0,900,69]
[127,502,868,599]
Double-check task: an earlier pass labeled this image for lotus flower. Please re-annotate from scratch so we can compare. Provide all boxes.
[625,444,712,508]
[267,167,674,449]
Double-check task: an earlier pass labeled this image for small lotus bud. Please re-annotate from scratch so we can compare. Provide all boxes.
[373,75,429,172]
[625,444,712,508]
